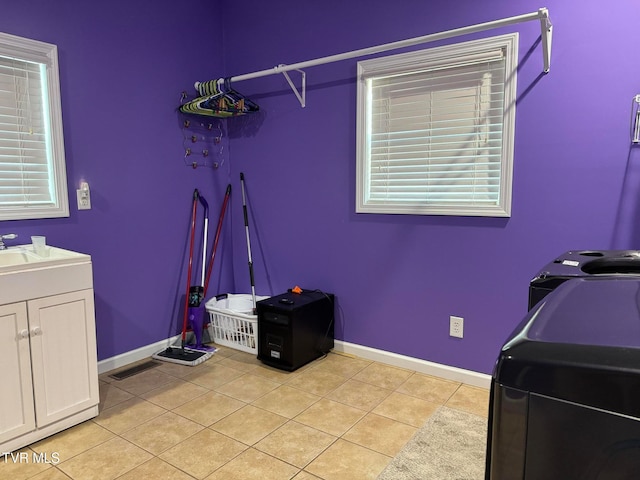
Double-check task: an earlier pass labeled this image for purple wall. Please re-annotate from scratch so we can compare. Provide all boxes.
[2,1,639,374]
[221,0,640,374]
[0,1,233,360]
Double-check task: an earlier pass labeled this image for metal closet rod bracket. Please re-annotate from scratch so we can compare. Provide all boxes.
[539,7,553,74]
[280,65,306,108]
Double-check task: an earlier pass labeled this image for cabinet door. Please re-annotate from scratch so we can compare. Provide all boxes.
[0,302,36,443]
[28,289,99,428]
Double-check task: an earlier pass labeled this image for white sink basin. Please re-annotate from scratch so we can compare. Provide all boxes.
[0,250,40,267]
[0,245,93,304]
[0,245,90,273]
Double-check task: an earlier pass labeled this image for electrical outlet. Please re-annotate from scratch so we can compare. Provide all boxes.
[76,188,91,210]
[450,315,464,338]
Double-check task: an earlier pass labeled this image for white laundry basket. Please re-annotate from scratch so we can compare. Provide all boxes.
[205,294,268,354]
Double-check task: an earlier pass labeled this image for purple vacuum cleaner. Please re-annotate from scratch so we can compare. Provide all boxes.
[187,193,215,352]
[186,185,232,352]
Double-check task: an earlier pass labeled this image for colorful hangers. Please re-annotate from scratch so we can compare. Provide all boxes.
[179,78,259,118]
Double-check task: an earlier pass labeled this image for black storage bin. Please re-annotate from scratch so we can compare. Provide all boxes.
[256,290,334,371]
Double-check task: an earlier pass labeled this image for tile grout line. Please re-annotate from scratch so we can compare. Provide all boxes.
[55,348,488,480]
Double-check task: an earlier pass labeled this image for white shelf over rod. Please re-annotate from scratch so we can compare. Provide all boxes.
[200,8,552,107]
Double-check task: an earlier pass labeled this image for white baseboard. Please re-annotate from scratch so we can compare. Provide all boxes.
[98,336,492,389]
[97,335,181,374]
[333,340,492,389]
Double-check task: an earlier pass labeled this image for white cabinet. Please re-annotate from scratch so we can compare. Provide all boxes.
[0,247,98,453]
[0,302,35,443]
[29,290,99,427]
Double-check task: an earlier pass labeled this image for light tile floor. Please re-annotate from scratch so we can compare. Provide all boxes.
[8,348,490,480]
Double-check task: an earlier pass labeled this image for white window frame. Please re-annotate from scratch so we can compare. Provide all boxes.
[356,34,518,217]
[0,32,69,221]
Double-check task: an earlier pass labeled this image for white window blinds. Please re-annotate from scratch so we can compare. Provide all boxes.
[356,34,518,217]
[0,32,68,220]
[0,58,51,205]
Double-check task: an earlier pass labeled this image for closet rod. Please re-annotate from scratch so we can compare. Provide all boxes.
[228,7,552,84]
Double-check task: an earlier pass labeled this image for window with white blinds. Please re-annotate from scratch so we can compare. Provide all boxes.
[0,32,68,220]
[356,34,518,217]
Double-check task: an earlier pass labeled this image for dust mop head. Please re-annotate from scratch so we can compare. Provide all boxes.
[152,347,213,366]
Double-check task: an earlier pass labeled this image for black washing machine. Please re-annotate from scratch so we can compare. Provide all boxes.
[486,276,640,479]
[528,250,640,310]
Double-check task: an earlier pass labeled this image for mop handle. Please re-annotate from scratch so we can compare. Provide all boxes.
[198,194,209,287]
[204,184,232,296]
[182,189,199,348]
[240,173,257,313]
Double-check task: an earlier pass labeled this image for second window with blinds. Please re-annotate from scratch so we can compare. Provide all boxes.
[0,32,68,221]
[356,34,518,217]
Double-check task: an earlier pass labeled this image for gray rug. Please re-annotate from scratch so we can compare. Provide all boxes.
[377,406,488,480]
